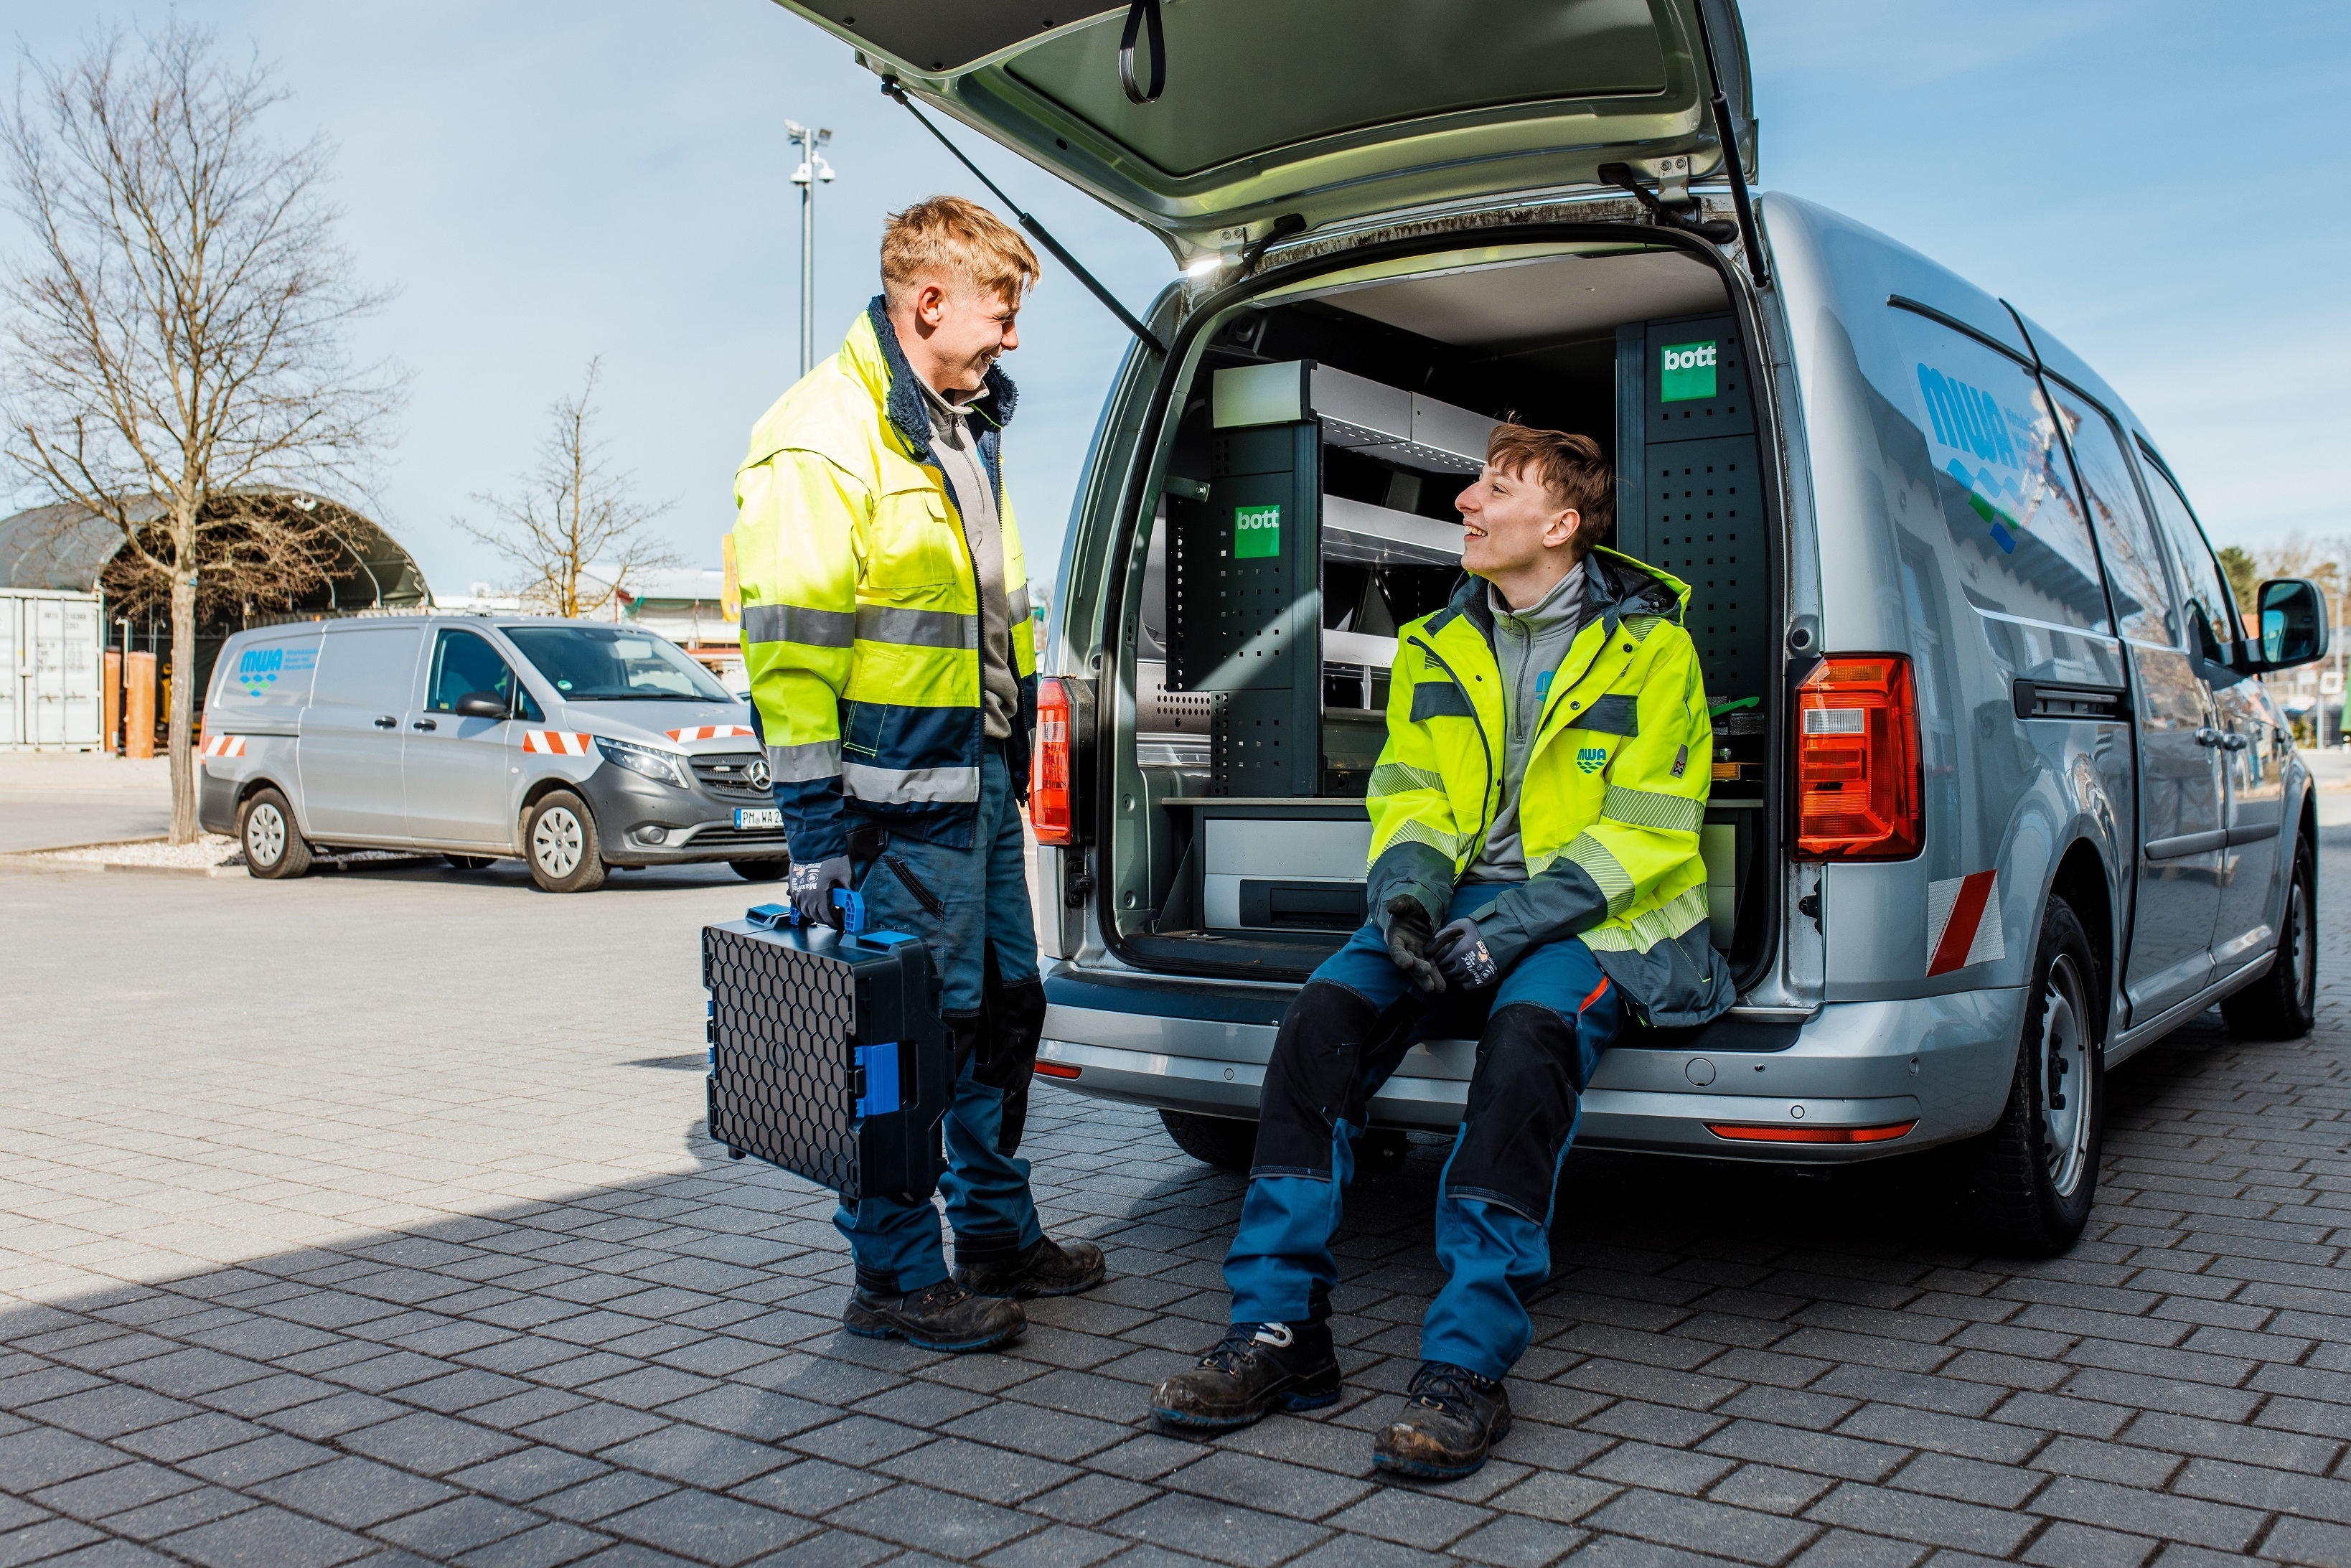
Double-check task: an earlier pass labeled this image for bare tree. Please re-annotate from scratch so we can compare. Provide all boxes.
[456,358,679,619]
[0,22,398,842]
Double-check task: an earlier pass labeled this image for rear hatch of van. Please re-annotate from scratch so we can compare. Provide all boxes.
[774,0,1783,1005]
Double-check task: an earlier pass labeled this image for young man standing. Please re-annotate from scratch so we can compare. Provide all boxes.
[1150,426,1732,1475]
[730,197,1104,1353]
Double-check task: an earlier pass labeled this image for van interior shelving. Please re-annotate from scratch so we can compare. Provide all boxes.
[1108,240,1778,991]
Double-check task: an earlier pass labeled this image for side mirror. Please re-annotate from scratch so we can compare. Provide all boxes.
[455,691,512,719]
[2241,578,2331,673]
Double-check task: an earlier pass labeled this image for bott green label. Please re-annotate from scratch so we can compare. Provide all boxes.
[1660,339,1719,403]
[1234,503,1281,558]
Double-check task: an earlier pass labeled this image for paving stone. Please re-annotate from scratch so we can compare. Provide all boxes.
[1323,1488,1493,1549]
[1100,1491,1328,1568]
[1447,1512,1585,1568]
[159,1501,376,1567]
[368,1494,542,1557]
[825,1483,1043,1559]
[1580,1488,1820,1565]
[600,1490,814,1565]
[2020,1521,2157,1568]
[2028,1477,2264,1553]
[29,1462,201,1522]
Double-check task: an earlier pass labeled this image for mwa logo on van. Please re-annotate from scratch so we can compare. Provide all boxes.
[1233,503,1281,559]
[234,644,314,698]
[1660,340,1718,403]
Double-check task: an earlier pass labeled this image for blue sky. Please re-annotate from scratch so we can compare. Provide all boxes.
[1,0,2343,598]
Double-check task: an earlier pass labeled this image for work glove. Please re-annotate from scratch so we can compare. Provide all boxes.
[1429,916,1501,990]
[1382,896,1447,995]
[787,855,853,929]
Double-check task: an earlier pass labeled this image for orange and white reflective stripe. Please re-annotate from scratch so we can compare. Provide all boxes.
[521,731,597,756]
[665,726,755,742]
[201,734,246,759]
[1926,870,2004,976]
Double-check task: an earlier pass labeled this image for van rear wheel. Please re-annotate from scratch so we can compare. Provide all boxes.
[240,789,311,880]
[525,792,607,893]
[1943,895,2101,1256]
[1160,1109,1257,1170]
[2221,835,2316,1040]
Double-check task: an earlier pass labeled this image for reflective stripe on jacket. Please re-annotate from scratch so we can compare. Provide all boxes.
[730,299,1038,860]
[1364,548,1734,1028]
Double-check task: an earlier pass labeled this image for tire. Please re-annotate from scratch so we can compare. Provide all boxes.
[2222,835,2317,1040]
[730,858,788,882]
[444,854,494,870]
[1943,896,2102,1255]
[524,791,607,893]
[240,789,311,880]
[1160,1109,1258,1170]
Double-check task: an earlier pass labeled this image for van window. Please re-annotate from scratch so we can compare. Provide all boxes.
[1886,311,2107,634]
[2044,383,2176,647]
[502,624,733,702]
[428,629,541,720]
[2139,456,2238,661]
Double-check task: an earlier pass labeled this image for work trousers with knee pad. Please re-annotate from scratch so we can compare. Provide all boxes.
[1222,881,1623,1381]
[828,745,1048,1294]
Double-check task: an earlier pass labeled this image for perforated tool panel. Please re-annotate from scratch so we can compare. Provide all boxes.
[1628,314,1771,726]
[1168,423,1323,795]
[702,920,948,1205]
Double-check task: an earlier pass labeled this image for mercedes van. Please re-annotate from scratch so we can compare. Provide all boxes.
[200,615,785,891]
[782,0,2329,1250]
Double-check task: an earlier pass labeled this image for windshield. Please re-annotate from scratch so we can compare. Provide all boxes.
[502,624,733,703]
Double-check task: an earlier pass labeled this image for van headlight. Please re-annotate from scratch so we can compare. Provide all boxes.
[594,736,691,789]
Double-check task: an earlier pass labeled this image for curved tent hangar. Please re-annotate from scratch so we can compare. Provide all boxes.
[0,489,431,742]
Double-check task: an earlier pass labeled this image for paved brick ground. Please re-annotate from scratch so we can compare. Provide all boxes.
[2,842,2350,1567]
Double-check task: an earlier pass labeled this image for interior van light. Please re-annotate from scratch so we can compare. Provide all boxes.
[1183,255,1223,278]
[1031,676,1076,845]
[1793,654,1923,860]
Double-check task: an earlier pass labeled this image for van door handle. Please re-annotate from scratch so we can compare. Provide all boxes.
[2220,733,2247,751]
[412,718,437,732]
[2194,727,2223,746]
[373,715,398,729]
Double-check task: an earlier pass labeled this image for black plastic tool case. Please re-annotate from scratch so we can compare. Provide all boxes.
[703,908,949,1203]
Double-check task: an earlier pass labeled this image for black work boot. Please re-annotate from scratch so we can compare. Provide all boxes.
[841,1279,1025,1353]
[1149,1321,1341,1429]
[952,1235,1107,1299]
[1372,1361,1513,1478]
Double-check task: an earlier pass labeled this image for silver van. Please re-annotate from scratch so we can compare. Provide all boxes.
[791,1,2329,1249]
[199,614,787,891]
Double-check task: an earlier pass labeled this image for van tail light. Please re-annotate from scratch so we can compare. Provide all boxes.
[1030,676,1076,845]
[1706,1120,1917,1144]
[1794,654,1923,860]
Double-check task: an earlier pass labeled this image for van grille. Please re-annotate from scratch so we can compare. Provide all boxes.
[691,752,771,800]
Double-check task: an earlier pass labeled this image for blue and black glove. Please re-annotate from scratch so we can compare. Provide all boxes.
[787,855,852,928]
[1381,896,1447,995]
[1429,916,1500,990]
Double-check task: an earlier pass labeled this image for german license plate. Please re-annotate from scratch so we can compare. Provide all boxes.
[735,807,782,830]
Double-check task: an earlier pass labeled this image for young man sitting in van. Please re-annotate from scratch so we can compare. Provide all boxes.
[1150,426,1732,1478]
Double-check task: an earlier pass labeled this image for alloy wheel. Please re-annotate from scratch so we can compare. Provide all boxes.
[246,803,286,867]
[2290,874,2314,1018]
[533,807,583,878]
[2040,951,2091,1198]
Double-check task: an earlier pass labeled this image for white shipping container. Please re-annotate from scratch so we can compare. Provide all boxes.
[1,589,101,749]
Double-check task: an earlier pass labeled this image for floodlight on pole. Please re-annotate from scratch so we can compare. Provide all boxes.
[787,121,836,377]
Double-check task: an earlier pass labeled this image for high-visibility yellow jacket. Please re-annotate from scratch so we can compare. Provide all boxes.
[730,301,1036,860]
[1366,549,1733,1027]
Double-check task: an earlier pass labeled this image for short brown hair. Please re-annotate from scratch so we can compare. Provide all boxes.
[1486,423,1613,555]
[881,195,1039,309]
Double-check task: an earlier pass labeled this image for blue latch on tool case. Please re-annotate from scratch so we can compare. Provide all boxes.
[703,901,948,1203]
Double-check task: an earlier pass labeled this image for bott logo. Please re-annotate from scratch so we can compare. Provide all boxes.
[1661,344,1717,373]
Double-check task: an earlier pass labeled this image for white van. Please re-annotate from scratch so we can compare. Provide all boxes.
[787,1,2329,1251]
[200,616,785,891]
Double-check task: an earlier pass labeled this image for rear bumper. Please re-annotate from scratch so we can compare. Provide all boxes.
[1039,973,2024,1163]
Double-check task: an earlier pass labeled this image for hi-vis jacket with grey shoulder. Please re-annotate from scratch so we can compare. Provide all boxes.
[729,301,1038,860]
[1366,549,1734,1027]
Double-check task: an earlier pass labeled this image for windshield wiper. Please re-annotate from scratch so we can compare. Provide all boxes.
[881,78,1168,358]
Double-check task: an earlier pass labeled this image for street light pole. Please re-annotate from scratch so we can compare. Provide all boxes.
[787,121,836,377]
